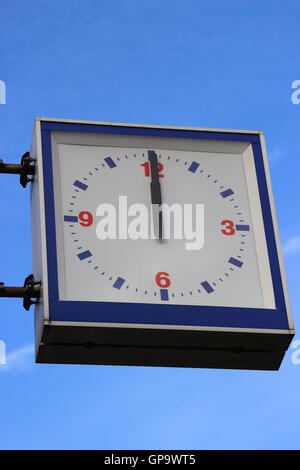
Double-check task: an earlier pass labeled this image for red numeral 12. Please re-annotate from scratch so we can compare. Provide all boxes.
[141,162,164,177]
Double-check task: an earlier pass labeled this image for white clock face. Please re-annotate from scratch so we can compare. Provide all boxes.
[51,133,275,309]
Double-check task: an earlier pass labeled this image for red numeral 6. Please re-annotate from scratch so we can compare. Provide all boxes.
[155,272,171,288]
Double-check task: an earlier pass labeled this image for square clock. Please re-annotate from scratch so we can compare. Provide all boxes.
[30,118,294,370]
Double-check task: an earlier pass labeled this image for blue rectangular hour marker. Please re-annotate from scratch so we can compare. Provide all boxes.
[113,277,125,289]
[77,250,92,261]
[220,188,234,198]
[64,215,78,223]
[104,157,117,168]
[73,180,88,191]
[229,257,243,268]
[236,225,250,231]
[147,150,155,160]
[160,289,169,301]
[201,281,214,293]
[188,162,200,173]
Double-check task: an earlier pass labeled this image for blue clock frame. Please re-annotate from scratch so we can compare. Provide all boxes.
[40,120,289,331]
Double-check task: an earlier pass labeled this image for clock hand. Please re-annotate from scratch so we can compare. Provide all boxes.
[148,150,163,240]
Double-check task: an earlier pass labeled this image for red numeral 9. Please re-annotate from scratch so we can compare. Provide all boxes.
[79,211,93,227]
[221,220,235,235]
[155,272,171,288]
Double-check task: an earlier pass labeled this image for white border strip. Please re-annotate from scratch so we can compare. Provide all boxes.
[36,117,263,135]
[47,320,291,335]
[259,134,294,331]
[36,120,50,321]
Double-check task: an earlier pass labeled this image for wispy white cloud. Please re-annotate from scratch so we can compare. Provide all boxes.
[283,236,300,256]
[268,147,283,163]
[0,343,34,372]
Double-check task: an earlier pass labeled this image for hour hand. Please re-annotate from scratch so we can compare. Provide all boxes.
[148,150,163,240]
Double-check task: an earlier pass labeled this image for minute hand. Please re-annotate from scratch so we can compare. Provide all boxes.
[148,150,163,239]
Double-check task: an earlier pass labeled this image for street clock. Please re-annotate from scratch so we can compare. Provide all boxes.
[30,118,294,370]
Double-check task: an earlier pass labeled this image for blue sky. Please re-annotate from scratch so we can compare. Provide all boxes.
[0,0,300,450]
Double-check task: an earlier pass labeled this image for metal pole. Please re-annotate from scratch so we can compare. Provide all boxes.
[0,162,34,175]
[0,286,40,298]
[0,162,22,174]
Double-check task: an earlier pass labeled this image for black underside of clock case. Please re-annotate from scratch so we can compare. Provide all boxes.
[36,323,293,370]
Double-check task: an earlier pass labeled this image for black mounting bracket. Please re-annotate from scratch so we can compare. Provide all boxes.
[0,274,41,311]
[0,152,40,310]
[0,151,35,188]
[23,274,41,311]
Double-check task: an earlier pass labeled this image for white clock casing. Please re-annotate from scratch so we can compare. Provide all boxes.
[30,118,294,370]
